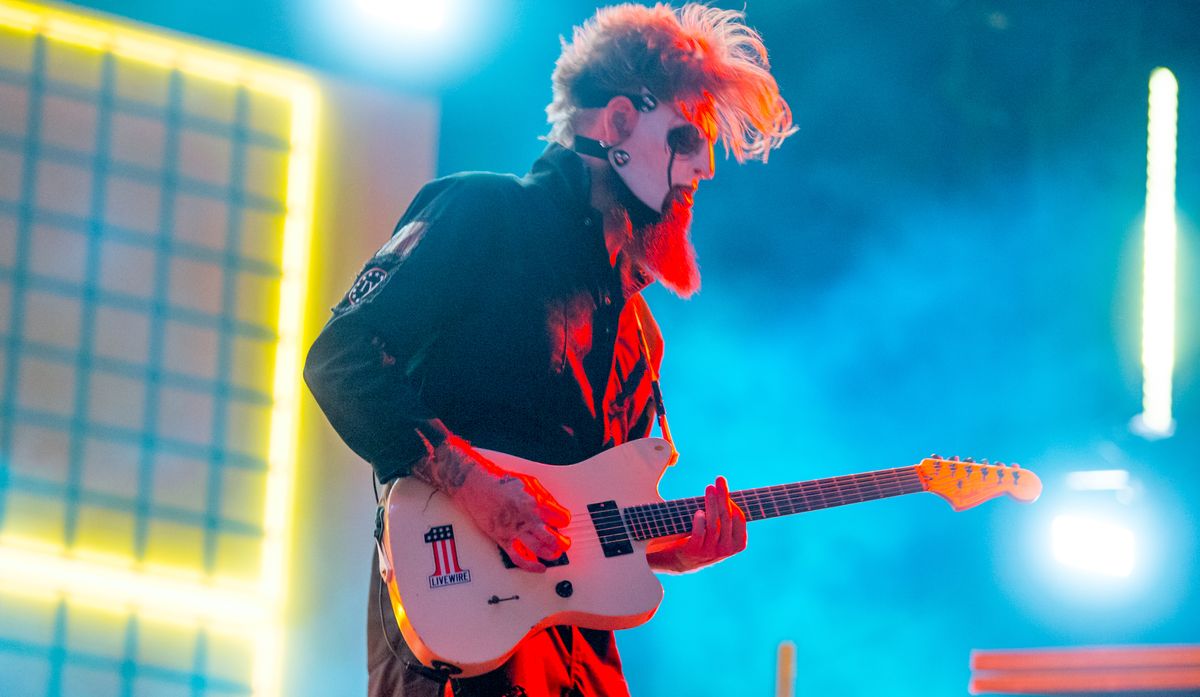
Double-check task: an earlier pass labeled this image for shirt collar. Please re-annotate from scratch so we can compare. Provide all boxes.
[526,142,594,218]
[527,142,656,298]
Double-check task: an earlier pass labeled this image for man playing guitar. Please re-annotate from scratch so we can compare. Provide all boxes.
[305,4,795,695]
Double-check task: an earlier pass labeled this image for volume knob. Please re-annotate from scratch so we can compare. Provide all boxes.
[555,580,574,598]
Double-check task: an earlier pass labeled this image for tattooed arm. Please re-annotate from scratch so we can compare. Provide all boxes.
[411,434,571,573]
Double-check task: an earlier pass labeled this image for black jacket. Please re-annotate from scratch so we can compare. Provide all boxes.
[305,142,662,481]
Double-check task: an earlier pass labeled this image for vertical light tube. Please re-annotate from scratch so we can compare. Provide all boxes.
[1137,67,1179,438]
[253,80,319,697]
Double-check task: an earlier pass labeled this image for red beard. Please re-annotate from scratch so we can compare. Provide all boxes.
[625,187,701,298]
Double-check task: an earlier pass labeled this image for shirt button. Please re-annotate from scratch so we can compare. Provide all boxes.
[583,218,593,227]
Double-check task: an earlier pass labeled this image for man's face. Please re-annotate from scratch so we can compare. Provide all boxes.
[612,103,716,214]
[618,108,715,298]
[663,112,717,199]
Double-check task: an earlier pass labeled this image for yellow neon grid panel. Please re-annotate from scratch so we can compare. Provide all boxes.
[0,1,317,695]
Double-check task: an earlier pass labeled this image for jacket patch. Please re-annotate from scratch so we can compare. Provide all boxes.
[347,266,389,306]
[376,221,428,260]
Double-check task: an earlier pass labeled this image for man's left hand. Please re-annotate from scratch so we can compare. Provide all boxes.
[647,476,747,574]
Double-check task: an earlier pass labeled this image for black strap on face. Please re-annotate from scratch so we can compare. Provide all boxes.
[627,91,658,112]
[572,134,611,160]
[577,87,659,112]
[572,89,661,161]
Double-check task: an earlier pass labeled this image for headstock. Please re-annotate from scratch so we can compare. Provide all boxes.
[915,455,1042,511]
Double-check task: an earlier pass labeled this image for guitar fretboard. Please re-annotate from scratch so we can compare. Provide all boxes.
[621,467,925,541]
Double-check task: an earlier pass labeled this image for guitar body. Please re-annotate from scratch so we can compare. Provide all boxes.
[380,438,677,677]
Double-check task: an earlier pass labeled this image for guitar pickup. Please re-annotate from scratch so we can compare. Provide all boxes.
[498,547,569,569]
[587,500,634,557]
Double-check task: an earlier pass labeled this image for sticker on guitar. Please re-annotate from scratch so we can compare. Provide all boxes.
[425,525,472,589]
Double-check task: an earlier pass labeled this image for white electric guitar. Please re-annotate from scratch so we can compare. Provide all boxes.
[378,438,1041,677]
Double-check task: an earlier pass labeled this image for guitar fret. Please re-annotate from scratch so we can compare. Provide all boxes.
[750,492,766,522]
[621,509,640,541]
[648,505,664,539]
[754,488,771,518]
[687,498,700,530]
[792,482,812,513]
[779,484,796,515]
[617,465,952,541]
[819,479,836,510]
[863,472,884,502]
[845,474,866,503]
[636,506,651,540]
[861,472,883,500]
[767,486,782,516]
[666,500,684,535]
[645,506,660,539]
[624,508,640,540]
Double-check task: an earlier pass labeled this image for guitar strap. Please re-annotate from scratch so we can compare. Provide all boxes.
[630,298,678,466]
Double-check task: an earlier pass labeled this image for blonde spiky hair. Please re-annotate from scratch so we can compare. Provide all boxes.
[547,3,795,163]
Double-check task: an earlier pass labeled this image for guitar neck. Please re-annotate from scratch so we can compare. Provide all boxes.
[622,466,925,541]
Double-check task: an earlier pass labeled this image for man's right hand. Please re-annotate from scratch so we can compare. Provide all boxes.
[410,435,571,573]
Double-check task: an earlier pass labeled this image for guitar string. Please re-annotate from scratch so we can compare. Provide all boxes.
[488,461,1002,543]
[561,459,1015,540]
[557,468,924,538]
[531,483,924,556]
[532,472,928,551]
[585,465,921,525]
[452,465,1001,556]
[568,467,921,525]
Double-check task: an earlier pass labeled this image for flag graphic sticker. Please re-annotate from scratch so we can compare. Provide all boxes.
[425,525,472,589]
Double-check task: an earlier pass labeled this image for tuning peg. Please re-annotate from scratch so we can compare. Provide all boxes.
[1012,462,1021,469]
[949,455,961,461]
[964,457,975,463]
[980,458,990,464]
[930,453,941,458]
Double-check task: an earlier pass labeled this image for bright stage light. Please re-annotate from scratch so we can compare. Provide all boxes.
[1051,514,1136,578]
[1065,469,1130,492]
[1134,67,1179,439]
[355,0,447,32]
[319,0,503,87]
[0,2,319,695]
[1067,469,1137,506]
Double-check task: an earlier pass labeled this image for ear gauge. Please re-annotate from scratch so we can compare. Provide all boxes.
[612,150,631,167]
